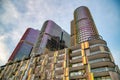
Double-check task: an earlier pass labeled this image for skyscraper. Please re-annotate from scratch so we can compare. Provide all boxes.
[31,20,70,55]
[70,6,120,80]
[8,28,40,61]
[8,20,70,61]
[71,6,100,46]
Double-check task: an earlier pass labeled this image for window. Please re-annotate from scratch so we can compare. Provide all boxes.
[91,67,114,73]
[95,76,111,80]
[70,69,85,76]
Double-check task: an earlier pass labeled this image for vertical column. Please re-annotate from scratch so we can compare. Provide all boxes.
[7,63,17,79]
[20,60,29,80]
[81,41,94,80]
[0,65,8,79]
[51,51,58,80]
[40,54,48,80]
[63,48,69,80]
[27,58,36,80]
[71,20,77,46]
[15,61,23,78]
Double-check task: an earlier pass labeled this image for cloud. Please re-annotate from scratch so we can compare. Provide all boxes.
[0,0,74,66]
[0,0,22,65]
[0,35,10,65]
[0,0,20,25]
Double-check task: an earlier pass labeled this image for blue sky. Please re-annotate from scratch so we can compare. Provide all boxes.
[0,0,120,67]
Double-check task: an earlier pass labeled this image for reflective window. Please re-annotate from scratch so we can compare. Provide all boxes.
[70,69,85,76]
[89,58,110,64]
[39,21,70,53]
[95,76,111,80]
[14,42,32,60]
[91,67,115,73]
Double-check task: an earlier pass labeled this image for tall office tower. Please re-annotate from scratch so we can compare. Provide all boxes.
[71,6,100,46]
[8,28,40,61]
[70,6,120,80]
[32,20,70,55]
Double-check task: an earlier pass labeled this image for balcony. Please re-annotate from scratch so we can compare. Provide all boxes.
[69,65,84,72]
[94,71,110,77]
[71,50,81,57]
[72,63,83,67]
[72,56,82,60]
[91,61,115,68]
[90,43,107,48]
[91,67,115,73]
[89,58,110,64]
[88,52,110,60]
[89,51,110,56]
[89,39,107,46]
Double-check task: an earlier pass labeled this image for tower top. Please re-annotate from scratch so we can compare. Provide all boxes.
[72,6,100,43]
[74,6,92,21]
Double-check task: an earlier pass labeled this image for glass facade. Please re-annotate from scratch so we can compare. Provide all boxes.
[33,20,70,54]
[94,76,111,80]
[70,69,85,76]
[9,28,40,61]
[14,42,32,60]
[24,28,40,43]
[89,58,110,64]
[9,20,70,60]
[91,67,115,73]
[74,6,99,43]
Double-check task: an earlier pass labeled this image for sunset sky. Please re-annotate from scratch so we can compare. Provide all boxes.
[0,0,120,67]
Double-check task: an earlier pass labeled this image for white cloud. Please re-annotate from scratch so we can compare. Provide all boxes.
[0,35,10,65]
[0,0,22,66]
[0,0,20,25]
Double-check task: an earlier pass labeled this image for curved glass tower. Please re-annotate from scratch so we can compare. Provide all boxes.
[71,6,120,80]
[8,28,40,61]
[32,20,70,55]
[72,6,100,44]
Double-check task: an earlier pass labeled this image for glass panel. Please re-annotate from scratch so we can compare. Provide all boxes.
[70,69,85,76]
[91,67,115,72]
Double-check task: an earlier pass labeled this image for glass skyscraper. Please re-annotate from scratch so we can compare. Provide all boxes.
[70,6,120,80]
[31,20,70,55]
[8,28,40,61]
[71,6,100,45]
[9,20,70,60]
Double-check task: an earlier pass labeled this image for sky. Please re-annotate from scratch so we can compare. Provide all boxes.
[0,0,120,67]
